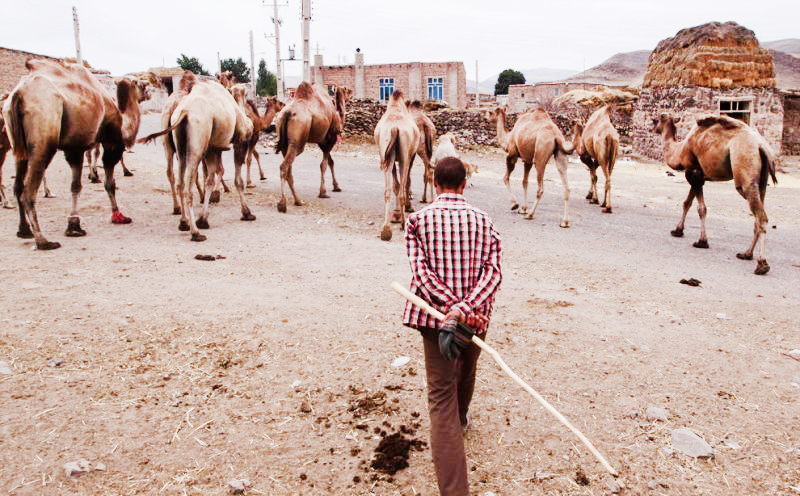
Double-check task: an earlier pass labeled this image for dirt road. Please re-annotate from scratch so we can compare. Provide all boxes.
[1,113,798,495]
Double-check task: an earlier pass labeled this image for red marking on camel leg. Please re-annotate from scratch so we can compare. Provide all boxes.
[111,210,132,224]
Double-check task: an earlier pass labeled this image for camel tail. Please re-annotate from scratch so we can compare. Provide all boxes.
[174,115,190,166]
[7,92,28,161]
[276,110,291,155]
[138,112,185,145]
[760,146,777,187]
[607,134,618,167]
[383,127,399,165]
[424,125,434,160]
[558,135,575,155]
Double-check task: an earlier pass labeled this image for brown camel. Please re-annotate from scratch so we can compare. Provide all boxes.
[86,76,151,182]
[228,84,284,187]
[1,92,53,203]
[406,100,436,203]
[573,105,620,213]
[139,80,254,242]
[655,113,777,275]
[373,90,420,241]
[493,107,574,227]
[274,82,348,212]
[2,58,132,250]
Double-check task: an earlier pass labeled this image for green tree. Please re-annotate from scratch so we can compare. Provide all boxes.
[256,59,277,96]
[494,69,526,95]
[220,58,251,84]
[176,54,210,76]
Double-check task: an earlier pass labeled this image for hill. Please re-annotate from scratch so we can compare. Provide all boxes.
[559,50,651,87]
[762,39,800,59]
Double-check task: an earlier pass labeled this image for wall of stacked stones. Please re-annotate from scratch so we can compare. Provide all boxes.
[782,94,800,155]
[633,86,784,160]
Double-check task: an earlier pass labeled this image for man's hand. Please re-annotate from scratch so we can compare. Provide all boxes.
[445,308,488,336]
[438,316,476,361]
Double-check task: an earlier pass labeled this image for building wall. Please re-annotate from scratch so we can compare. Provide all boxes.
[311,57,468,108]
[0,47,61,94]
[782,94,800,155]
[507,82,617,114]
[633,86,784,159]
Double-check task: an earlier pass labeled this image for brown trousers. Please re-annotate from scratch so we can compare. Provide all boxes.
[421,328,483,496]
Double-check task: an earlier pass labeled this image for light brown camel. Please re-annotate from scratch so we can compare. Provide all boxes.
[2,58,132,250]
[139,80,254,242]
[373,90,420,241]
[274,82,348,212]
[655,113,777,275]
[86,76,151,182]
[228,84,285,187]
[493,107,574,227]
[1,92,53,203]
[406,100,436,203]
[573,105,620,213]
[218,71,236,89]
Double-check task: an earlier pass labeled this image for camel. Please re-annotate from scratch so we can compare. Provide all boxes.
[655,113,777,275]
[86,76,151,182]
[218,71,236,89]
[1,93,54,204]
[139,80,254,242]
[228,84,284,187]
[373,90,420,241]
[492,107,575,227]
[406,100,436,203]
[274,82,348,212]
[573,105,619,213]
[2,58,132,250]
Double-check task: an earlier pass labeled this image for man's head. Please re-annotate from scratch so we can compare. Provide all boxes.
[434,157,467,195]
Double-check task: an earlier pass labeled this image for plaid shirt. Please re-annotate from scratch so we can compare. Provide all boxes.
[403,193,503,331]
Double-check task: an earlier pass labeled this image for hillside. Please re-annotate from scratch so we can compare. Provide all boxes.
[560,50,651,87]
[762,39,800,59]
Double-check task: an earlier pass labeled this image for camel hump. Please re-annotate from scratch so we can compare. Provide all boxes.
[295,82,314,100]
[696,115,743,130]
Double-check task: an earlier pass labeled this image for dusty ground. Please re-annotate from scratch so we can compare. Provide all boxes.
[1,113,799,495]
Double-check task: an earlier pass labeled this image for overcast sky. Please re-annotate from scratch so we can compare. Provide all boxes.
[1,0,797,82]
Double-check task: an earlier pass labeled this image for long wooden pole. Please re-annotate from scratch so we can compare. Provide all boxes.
[391,281,619,477]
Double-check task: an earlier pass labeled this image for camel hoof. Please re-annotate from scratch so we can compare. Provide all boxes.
[585,192,593,200]
[44,192,55,199]
[111,211,132,224]
[736,252,753,261]
[209,191,221,204]
[380,226,392,241]
[123,170,134,177]
[333,186,342,192]
[524,213,533,220]
[560,222,570,229]
[196,218,210,230]
[319,192,330,199]
[191,233,207,242]
[405,205,414,213]
[277,203,287,213]
[65,218,86,237]
[590,199,600,205]
[754,260,770,275]
[89,176,101,184]
[172,207,181,215]
[241,212,256,221]
[670,229,684,238]
[17,227,34,239]
[260,176,267,181]
[510,204,519,211]
[602,207,612,214]
[420,199,428,204]
[693,240,709,249]
[36,241,61,250]
[246,183,256,189]
[390,211,403,224]
[179,220,190,231]
[294,200,304,206]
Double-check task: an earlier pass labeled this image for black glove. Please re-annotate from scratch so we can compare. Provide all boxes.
[438,317,476,361]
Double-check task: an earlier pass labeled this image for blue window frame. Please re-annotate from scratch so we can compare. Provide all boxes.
[427,77,443,101]
[379,78,394,101]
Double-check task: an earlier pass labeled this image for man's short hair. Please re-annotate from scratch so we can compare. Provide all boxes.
[434,157,467,190]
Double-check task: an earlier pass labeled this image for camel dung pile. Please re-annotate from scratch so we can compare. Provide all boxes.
[553,88,638,107]
[643,21,775,89]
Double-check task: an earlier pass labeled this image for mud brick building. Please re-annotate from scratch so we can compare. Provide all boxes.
[0,47,62,94]
[311,50,467,108]
[506,82,621,114]
[632,22,787,158]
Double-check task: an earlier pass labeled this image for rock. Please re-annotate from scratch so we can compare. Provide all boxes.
[658,446,675,458]
[607,480,621,493]
[228,479,246,494]
[47,358,65,367]
[290,380,302,390]
[646,405,669,422]
[786,349,800,359]
[671,428,715,458]
[93,461,107,471]
[391,356,411,368]
[722,437,741,450]
[0,360,12,375]
[299,401,312,413]
[63,459,92,478]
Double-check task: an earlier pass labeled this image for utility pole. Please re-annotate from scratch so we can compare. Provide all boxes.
[273,1,284,99]
[302,0,311,83]
[72,6,82,65]
[475,60,479,108]
[249,30,256,96]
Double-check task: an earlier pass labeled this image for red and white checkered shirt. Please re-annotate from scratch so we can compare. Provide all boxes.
[403,193,503,331]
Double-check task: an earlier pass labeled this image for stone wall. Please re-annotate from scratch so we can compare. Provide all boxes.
[633,86,784,159]
[0,47,61,94]
[782,94,800,155]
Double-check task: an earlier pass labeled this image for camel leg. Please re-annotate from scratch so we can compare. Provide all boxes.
[17,146,60,249]
[245,146,255,188]
[234,144,256,221]
[121,154,133,177]
[64,149,87,237]
[555,154,571,228]
[205,161,222,204]
[165,146,181,215]
[524,162,546,221]
[380,163,393,241]
[101,144,132,225]
[421,156,433,204]
[197,151,221,230]
[278,147,303,210]
[87,145,101,183]
[503,155,519,210]
[671,188,695,238]
[255,148,267,181]
[679,168,708,248]
[0,150,9,209]
[586,163,599,204]
[737,187,770,275]
[182,156,205,242]
[390,166,403,223]
[326,146,341,193]
[42,175,54,198]
[403,155,414,211]
[318,154,330,199]
[520,162,533,216]
[601,161,612,213]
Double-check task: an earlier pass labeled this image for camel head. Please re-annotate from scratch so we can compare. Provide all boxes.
[229,83,249,106]
[218,71,236,89]
[572,122,585,155]
[178,70,196,93]
[655,113,678,138]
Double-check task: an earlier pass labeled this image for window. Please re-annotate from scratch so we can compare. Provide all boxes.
[427,77,443,101]
[379,78,394,102]
[719,98,752,125]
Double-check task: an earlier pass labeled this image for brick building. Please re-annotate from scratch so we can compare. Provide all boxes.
[506,82,624,114]
[311,50,467,108]
[0,47,62,94]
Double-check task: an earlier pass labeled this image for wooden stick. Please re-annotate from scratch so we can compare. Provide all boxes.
[391,281,619,477]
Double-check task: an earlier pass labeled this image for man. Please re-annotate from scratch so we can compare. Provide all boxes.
[403,156,503,495]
